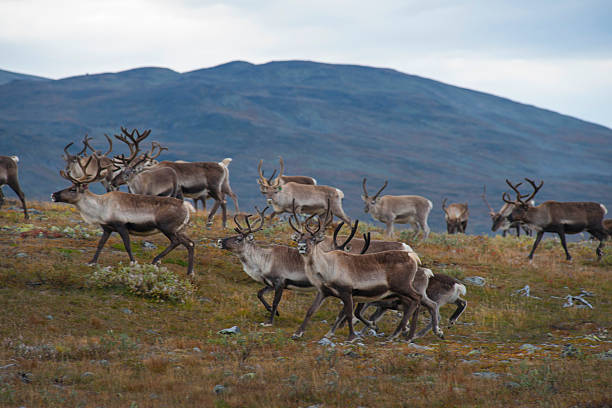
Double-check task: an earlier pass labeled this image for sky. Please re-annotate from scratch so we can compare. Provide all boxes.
[1,0,611,128]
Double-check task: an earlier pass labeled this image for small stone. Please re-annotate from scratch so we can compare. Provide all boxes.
[192,347,202,353]
[122,308,133,315]
[198,297,212,303]
[467,349,482,357]
[16,253,27,258]
[218,326,240,335]
[46,315,53,320]
[460,359,480,364]
[408,343,432,351]
[99,360,110,367]
[0,363,17,370]
[520,344,540,353]
[505,381,521,389]
[81,371,94,379]
[240,372,256,380]
[317,337,335,347]
[142,241,157,250]
[464,276,486,286]
[472,371,501,379]
[213,384,226,394]
[596,350,612,361]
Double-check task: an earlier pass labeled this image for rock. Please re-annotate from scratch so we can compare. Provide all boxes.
[218,326,240,335]
[142,241,157,250]
[81,372,94,379]
[520,344,540,353]
[122,308,133,315]
[213,384,226,394]
[472,371,501,379]
[596,350,612,361]
[46,315,53,320]
[20,372,33,383]
[505,381,521,389]
[317,338,335,347]
[98,360,110,367]
[240,372,256,380]
[561,344,581,358]
[16,253,27,258]
[464,276,486,286]
[467,349,482,357]
[408,343,432,351]
[460,359,480,364]
[193,347,202,353]
[0,363,16,370]
[198,297,212,303]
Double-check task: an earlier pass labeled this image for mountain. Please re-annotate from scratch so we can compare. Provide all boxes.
[0,61,610,235]
[0,68,49,85]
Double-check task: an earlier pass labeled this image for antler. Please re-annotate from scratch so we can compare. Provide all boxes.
[481,185,495,213]
[272,157,284,187]
[359,232,371,254]
[442,197,449,215]
[257,159,267,186]
[148,142,167,160]
[372,180,388,200]
[115,127,151,163]
[79,135,93,155]
[505,179,531,204]
[523,178,543,203]
[234,206,268,235]
[362,178,369,198]
[332,220,359,251]
[103,134,113,156]
[288,199,303,234]
[63,142,76,160]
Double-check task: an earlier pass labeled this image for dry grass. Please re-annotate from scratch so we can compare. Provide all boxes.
[0,201,610,407]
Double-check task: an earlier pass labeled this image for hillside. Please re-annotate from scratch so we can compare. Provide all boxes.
[0,68,49,85]
[0,202,610,407]
[0,61,610,234]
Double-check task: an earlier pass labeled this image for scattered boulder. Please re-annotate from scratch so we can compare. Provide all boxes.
[142,241,157,250]
[464,276,486,286]
[472,371,501,379]
[519,344,540,353]
[317,338,335,347]
[218,326,240,335]
[213,384,226,394]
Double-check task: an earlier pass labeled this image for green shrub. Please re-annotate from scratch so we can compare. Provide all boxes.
[89,263,195,303]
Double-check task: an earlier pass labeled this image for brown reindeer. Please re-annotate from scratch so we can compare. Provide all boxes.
[442,198,469,234]
[503,178,607,261]
[362,178,432,238]
[482,185,531,237]
[289,204,442,341]
[51,155,195,275]
[64,134,117,192]
[0,156,28,219]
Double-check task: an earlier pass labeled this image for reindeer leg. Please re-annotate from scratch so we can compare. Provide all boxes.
[325,306,347,338]
[417,295,443,339]
[390,299,418,340]
[516,225,520,237]
[206,199,221,227]
[89,227,113,265]
[0,187,4,208]
[257,286,275,314]
[220,196,227,228]
[152,234,181,265]
[115,224,135,263]
[8,181,28,219]
[337,291,357,341]
[293,291,326,339]
[448,298,467,327]
[265,281,284,326]
[528,231,544,260]
[588,229,606,260]
[556,230,572,261]
[177,232,195,275]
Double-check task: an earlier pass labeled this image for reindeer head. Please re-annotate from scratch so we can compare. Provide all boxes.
[111,141,166,187]
[442,198,468,234]
[217,206,268,251]
[361,178,387,213]
[257,157,285,201]
[52,155,110,203]
[289,199,331,255]
[503,178,543,223]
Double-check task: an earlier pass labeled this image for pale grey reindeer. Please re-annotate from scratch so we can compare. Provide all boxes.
[259,157,317,187]
[51,155,195,275]
[217,206,313,326]
[504,178,607,261]
[482,185,531,237]
[289,206,442,342]
[0,155,28,219]
[258,158,351,224]
[362,178,432,238]
[442,198,469,234]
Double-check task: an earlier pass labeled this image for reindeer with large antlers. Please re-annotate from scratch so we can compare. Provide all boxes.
[503,178,607,261]
[482,185,532,237]
[289,203,442,341]
[63,134,116,192]
[362,178,432,238]
[111,142,181,199]
[258,157,350,224]
[51,155,196,275]
[217,206,314,326]
[442,198,469,234]
[0,155,28,219]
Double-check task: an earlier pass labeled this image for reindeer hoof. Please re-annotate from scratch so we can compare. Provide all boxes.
[291,332,303,340]
[260,322,273,327]
[85,261,96,267]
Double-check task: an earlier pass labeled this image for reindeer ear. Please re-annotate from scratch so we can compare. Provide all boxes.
[290,232,300,241]
[361,194,366,200]
[246,234,254,242]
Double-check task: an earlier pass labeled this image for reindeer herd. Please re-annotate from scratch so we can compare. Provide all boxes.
[1,127,610,342]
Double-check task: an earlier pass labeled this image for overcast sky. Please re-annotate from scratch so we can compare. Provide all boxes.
[1,0,611,128]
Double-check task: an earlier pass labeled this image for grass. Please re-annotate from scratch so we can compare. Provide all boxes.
[0,201,610,407]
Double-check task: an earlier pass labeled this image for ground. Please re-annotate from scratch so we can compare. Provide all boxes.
[0,201,610,408]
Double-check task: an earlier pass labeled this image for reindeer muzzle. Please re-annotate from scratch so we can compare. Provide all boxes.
[297,242,308,254]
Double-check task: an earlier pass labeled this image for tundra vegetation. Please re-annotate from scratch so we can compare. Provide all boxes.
[0,201,610,407]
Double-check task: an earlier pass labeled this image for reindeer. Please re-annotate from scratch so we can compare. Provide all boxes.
[442,198,469,234]
[482,185,531,237]
[258,158,351,224]
[259,157,317,186]
[289,205,443,341]
[362,178,432,239]
[63,134,117,192]
[179,158,239,215]
[51,155,195,275]
[0,156,28,219]
[323,223,466,339]
[111,143,182,199]
[504,178,607,261]
[218,206,313,326]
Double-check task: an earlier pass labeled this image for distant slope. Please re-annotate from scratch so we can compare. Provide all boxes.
[0,68,49,85]
[0,61,610,234]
